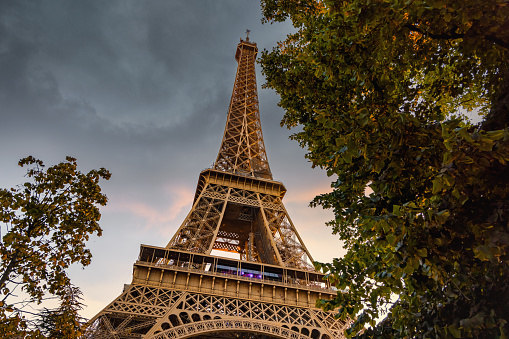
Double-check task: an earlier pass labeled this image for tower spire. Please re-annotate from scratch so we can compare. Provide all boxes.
[214,38,272,179]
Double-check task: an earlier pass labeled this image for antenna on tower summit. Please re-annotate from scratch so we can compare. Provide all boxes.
[246,29,250,41]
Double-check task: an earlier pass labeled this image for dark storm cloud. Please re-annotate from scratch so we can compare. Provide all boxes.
[0,0,240,191]
[1,1,232,130]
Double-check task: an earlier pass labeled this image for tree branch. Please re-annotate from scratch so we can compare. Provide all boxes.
[0,251,19,291]
[485,34,509,50]
[404,24,463,40]
[404,24,509,50]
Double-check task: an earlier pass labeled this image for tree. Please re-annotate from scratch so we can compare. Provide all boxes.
[0,156,110,337]
[260,0,509,337]
[37,285,85,339]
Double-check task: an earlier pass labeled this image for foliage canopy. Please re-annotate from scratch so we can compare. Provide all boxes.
[0,156,110,337]
[260,0,509,337]
[37,285,86,339]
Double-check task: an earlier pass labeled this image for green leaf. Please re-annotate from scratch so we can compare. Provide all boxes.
[486,129,506,141]
[432,178,443,194]
[387,234,397,246]
[448,325,462,338]
[474,245,501,261]
[457,127,473,142]
[477,138,494,151]
[416,248,427,257]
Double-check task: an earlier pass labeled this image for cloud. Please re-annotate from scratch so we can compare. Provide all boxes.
[284,184,333,204]
[105,184,194,235]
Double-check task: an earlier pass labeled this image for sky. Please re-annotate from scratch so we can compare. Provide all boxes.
[0,0,345,319]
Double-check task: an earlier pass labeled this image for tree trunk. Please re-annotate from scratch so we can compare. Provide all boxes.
[0,251,19,292]
[482,66,509,131]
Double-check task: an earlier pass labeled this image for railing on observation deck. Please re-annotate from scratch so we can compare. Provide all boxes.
[136,245,336,294]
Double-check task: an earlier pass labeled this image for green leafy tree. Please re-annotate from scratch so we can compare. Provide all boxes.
[37,285,85,339]
[260,0,509,337]
[0,156,110,337]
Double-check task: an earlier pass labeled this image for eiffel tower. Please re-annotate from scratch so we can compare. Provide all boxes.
[86,35,349,339]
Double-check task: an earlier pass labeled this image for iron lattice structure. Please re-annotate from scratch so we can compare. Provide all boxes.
[214,38,271,180]
[86,37,349,339]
